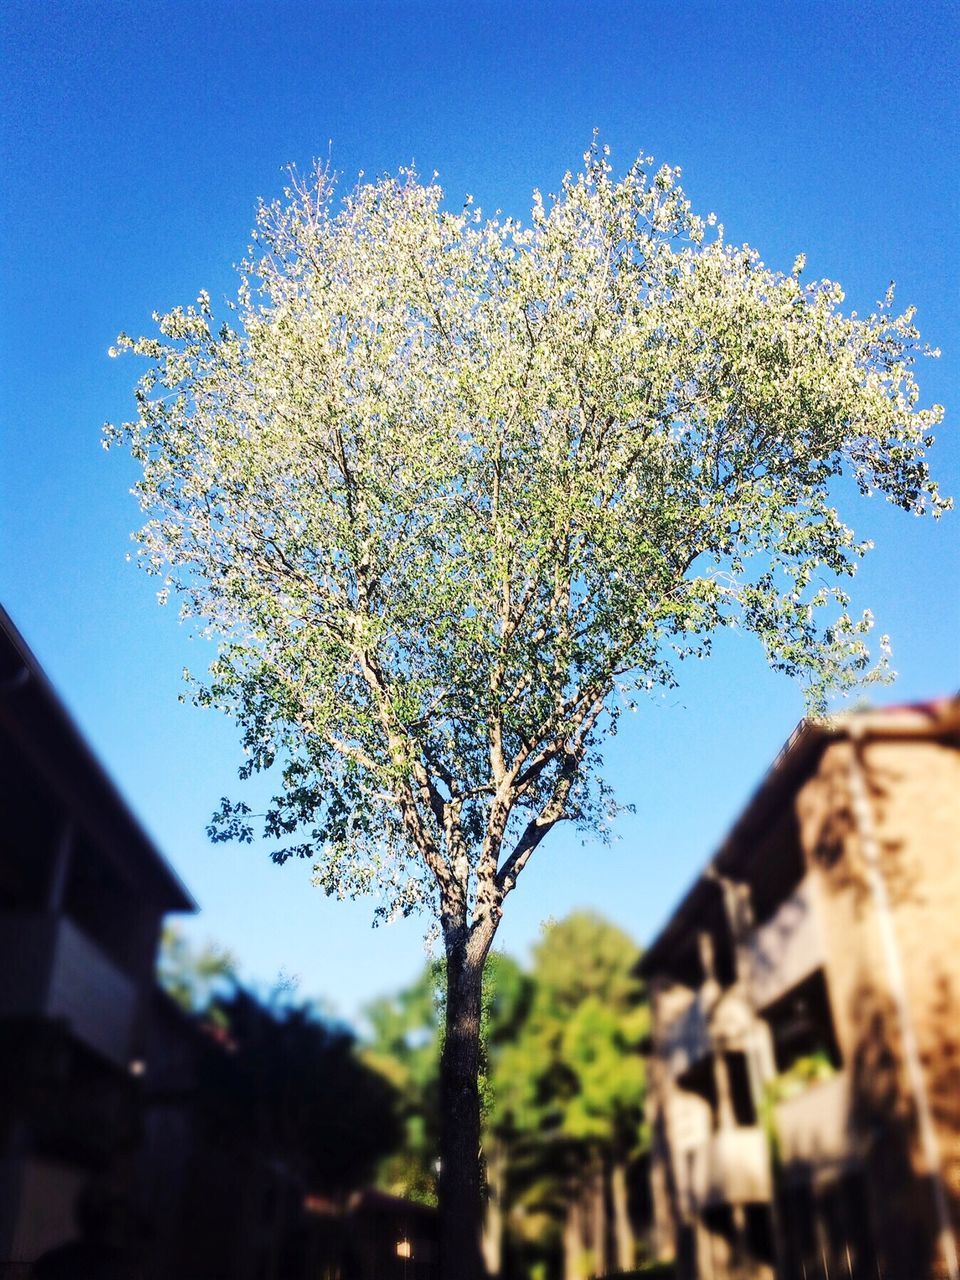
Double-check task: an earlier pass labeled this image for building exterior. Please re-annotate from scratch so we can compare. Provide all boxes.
[0,607,417,1280]
[136,986,309,1280]
[301,1189,439,1280]
[642,699,960,1280]
[0,606,197,1269]
[0,606,196,1274]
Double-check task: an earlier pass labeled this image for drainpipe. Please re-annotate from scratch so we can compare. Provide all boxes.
[847,724,959,1280]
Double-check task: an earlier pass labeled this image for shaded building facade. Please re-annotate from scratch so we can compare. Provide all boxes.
[0,606,195,1273]
[0,607,419,1280]
[642,699,960,1280]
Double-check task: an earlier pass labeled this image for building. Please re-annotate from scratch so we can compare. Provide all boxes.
[301,1189,439,1280]
[136,987,307,1280]
[642,698,960,1280]
[0,606,196,1274]
[0,607,407,1280]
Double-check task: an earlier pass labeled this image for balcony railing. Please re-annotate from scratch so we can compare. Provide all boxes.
[0,912,137,1067]
[683,1127,772,1210]
[660,984,756,1079]
[660,987,710,1074]
[773,1070,852,1168]
[748,875,825,1011]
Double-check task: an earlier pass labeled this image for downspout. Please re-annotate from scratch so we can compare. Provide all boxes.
[846,723,959,1280]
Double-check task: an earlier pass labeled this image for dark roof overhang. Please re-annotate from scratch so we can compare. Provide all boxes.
[0,605,196,914]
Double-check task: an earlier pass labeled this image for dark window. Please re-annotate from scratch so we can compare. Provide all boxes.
[744,811,806,926]
[779,1181,817,1280]
[763,969,842,1073]
[702,1203,737,1257]
[707,898,737,988]
[668,936,706,990]
[745,1203,775,1264]
[676,1224,696,1279]
[725,1051,757,1126]
[677,1055,718,1119]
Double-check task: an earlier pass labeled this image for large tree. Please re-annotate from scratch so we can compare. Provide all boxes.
[107,142,946,1278]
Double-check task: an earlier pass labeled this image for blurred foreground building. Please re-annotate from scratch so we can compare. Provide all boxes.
[642,698,960,1280]
[0,607,195,1273]
[0,609,430,1279]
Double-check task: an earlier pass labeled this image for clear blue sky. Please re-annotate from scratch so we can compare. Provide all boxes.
[2,0,957,1021]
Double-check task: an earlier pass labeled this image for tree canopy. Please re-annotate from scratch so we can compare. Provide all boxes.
[158,923,236,1016]
[158,928,400,1198]
[492,915,647,1277]
[108,143,945,938]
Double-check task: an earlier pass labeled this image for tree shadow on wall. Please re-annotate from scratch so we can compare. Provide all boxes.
[810,748,923,920]
[846,980,944,1280]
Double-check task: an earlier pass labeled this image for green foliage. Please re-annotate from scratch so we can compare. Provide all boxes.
[363,959,445,1204]
[766,1049,837,1104]
[368,914,649,1265]
[106,142,947,940]
[363,950,533,1204]
[494,913,647,1155]
[158,923,236,1016]
[759,1049,838,1170]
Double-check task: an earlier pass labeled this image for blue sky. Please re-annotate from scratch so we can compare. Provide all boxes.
[2,1,957,1022]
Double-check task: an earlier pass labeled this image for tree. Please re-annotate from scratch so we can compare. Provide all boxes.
[363,949,532,1247]
[158,923,236,1016]
[478,951,535,1276]
[364,959,446,1206]
[364,923,641,1278]
[158,928,401,1198]
[107,142,947,1278]
[205,986,401,1199]
[493,915,648,1279]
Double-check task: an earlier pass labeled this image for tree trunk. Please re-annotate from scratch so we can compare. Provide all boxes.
[611,1159,635,1273]
[591,1156,607,1277]
[481,1133,506,1277]
[439,930,489,1280]
[564,1193,586,1280]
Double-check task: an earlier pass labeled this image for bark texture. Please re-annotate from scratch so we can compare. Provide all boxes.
[439,928,492,1280]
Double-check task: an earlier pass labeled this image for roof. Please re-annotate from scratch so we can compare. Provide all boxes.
[348,1188,438,1220]
[0,605,196,913]
[639,696,960,976]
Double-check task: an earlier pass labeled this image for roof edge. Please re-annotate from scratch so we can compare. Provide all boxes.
[640,695,960,975]
[0,604,196,914]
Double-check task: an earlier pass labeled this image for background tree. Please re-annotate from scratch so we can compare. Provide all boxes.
[364,959,446,1206]
[158,923,236,1017]
[159,927,400,1199]
[363,948,532,1251]
[108,141,946,1278]
[479,952,536,1276]
[206,986,401,1200]
[365,918,645,1279]
[493,915,647,1279]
